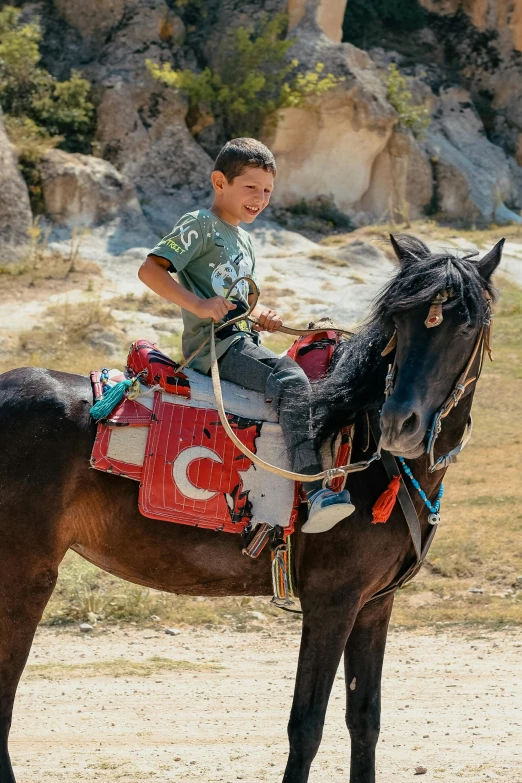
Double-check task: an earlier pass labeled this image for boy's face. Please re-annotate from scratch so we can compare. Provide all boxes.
[212,166,275,224]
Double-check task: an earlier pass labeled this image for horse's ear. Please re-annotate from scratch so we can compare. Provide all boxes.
[389,233,430,266]
[478,238,505,280]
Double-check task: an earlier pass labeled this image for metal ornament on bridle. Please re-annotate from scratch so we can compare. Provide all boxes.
[424,290,449,328]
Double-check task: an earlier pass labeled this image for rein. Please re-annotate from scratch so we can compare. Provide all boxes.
[177,276,353,375]
[202,277,381,487]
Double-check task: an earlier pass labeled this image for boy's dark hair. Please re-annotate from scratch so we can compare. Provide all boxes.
[213,137,276,182]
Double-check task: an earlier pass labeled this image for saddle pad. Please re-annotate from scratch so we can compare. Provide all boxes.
[90,331,350,533]
[91,388,300,532]
[178,368,279,422]
[90,397,152,481]
[138,392,299,532]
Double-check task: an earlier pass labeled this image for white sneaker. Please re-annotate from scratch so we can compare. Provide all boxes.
[301,488,355,534]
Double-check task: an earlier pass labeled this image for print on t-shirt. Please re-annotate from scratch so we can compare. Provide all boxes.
[211,252,252,303]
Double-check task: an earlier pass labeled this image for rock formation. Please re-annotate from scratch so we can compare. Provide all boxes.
[426,86,522,224]
[3,0,522,246]
[288,0,347,41]
[52,0,213,235]
[270,0,522,225]
[0,112,32,250]
[266,15,396,216]
[39,149,145,229]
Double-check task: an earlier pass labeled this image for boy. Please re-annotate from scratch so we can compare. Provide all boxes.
[138,137,354,533]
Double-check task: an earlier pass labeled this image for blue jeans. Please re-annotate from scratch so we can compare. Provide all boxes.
[218,335,323,493]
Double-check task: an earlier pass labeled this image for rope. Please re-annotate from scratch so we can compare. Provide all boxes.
[209,323,381,484]
[177,276,352,374]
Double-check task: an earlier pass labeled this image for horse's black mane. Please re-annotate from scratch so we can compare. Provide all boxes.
[313,235,496,443]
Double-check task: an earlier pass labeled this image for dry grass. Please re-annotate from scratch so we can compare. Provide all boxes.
[353,219,517,250]
[0,220,95,284]
[110,291,181,319]
[24,657,220,680]
[44,550,295,630]
[259,284,296,309]
[308,249,351,268]
[0,296,128,376]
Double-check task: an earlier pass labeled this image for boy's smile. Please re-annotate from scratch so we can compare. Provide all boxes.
[211,166,275,227]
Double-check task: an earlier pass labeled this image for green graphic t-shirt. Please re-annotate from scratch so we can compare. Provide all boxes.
[148,208,258,374]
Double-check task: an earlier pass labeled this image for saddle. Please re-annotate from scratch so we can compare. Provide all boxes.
[90,330,350,536]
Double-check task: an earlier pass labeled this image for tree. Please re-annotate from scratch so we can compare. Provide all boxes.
[0,6,94,153]
[147,14,341,140]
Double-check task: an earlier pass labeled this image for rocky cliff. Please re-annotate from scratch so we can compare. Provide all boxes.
[2,0,522,249]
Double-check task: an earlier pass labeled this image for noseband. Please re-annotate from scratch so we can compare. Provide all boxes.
[381,290,493,473]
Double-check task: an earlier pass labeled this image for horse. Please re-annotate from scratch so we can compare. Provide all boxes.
[0,234,502,783]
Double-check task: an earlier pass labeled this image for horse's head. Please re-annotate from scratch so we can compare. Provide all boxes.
[378,234,503,458]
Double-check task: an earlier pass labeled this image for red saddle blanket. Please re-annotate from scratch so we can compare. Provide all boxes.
[90,333,350,535]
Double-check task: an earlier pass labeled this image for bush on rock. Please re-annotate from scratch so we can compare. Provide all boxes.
[0,5,95,211]
[146,13,341,141]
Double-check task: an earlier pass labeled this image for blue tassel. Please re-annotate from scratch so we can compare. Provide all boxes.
[90,379,133,421]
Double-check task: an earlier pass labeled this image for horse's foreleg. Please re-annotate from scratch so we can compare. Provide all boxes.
[344,594,394,783]
[282,591,361,783]
[0,553,63,783]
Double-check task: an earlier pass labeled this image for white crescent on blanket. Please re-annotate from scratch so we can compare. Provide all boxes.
[172,446,224,501]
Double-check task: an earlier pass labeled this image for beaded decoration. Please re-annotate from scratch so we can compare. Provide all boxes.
[398,456,443,525]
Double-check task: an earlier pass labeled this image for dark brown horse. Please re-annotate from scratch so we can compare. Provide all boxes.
[0,235,502,783]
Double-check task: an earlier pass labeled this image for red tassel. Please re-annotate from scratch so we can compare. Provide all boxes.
[372,475,401,524]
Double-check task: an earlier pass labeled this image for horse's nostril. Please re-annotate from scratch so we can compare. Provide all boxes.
[401,412,419,436]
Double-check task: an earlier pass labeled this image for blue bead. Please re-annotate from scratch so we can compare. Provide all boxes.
[399,456,443,521]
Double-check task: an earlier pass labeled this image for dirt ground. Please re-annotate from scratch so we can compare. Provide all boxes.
[9,624,522,782]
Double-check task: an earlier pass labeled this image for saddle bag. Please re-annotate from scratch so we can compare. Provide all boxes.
[286,328,341,381]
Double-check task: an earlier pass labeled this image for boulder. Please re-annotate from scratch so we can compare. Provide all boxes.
[425,87,522,224]
[266,20,396,215]
[39,149,144,228]
[359,130,434,221]
[288,0,348,42]
[53,0,136,47]
[95,78,213,236]
[0,113,33,249]
[416,2,522,165]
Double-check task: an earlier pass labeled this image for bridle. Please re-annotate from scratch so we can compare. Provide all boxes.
[380,290,493,473]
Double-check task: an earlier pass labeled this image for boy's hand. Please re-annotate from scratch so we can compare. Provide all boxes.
[196,296,236,322]
[254,307,283,333]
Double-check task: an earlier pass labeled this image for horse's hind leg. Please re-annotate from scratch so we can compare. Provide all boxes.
[344,595,394,783]
[0,548,65,782]
[282,591,361,783]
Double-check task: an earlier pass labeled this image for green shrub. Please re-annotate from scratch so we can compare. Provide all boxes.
[0,6,95,208]
[386,63,430,137]
[147,13,341,139]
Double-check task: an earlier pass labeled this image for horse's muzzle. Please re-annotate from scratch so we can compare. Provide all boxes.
[379,399,426,457]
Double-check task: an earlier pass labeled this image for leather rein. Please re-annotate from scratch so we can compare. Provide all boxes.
[195,276,381,487]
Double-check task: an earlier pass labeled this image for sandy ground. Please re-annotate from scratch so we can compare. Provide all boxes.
[9,624,522,783]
